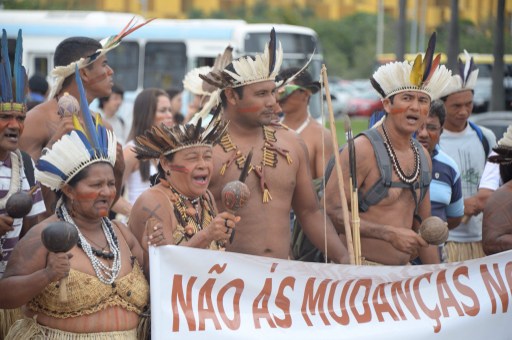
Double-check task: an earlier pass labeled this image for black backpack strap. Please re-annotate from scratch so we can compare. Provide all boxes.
[19,150,35,188]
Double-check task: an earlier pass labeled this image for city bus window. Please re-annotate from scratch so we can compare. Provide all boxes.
[34,57,49,77]
[244,33,320,54]
[144,42,187,90]
[108,41,139,91]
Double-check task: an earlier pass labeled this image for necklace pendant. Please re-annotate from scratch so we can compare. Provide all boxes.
[185,206,196,217]
[184,224,195,236]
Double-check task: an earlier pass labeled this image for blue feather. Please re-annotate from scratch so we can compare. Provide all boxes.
[0,65,7,102]
[36,159,67,180]
[99,125,108,156]
[14,30,25,103]
[1,29,12,101]
[73,129,96,158]
[74,65,101,150]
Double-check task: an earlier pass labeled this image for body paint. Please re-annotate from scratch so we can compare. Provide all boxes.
[170,164,190,173]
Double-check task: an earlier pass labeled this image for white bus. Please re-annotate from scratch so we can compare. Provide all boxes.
[0,10,323,122]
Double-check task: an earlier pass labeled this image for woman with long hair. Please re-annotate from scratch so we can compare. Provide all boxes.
[112,88,173,219]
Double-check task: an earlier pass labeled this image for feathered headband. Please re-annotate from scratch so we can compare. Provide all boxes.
[489,125,512,165]
[183,66,213,97]
[0,29,27,113]
[35,66,117,191]
[48,17,155,100]
[190,28,283,124]
[133,111,227,160]
[371,32,452,101]
[439,50,479,98]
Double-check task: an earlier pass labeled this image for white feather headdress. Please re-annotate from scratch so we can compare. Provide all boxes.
[371,32,452,101]
[36,67,117,191]
[183,66,213,96]
[48,17,154,100]
[190,28,283,124]
[439,50,479,98]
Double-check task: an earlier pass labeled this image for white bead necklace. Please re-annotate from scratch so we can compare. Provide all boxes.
[60,205,121,285]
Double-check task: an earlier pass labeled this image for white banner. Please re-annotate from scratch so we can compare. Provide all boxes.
[150,246,512,339]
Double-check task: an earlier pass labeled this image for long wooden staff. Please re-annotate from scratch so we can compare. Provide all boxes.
[321,65,355,265]
[344,115,362,265]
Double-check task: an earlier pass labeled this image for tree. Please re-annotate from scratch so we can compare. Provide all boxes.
[447,0,459,72]
[490,0,505,111]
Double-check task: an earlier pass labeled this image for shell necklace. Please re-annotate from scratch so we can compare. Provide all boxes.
[58,205,121,285]
[381,123,420,184]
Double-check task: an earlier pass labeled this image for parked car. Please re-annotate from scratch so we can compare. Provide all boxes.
[323,89,351,116]
[346,90,383,117]
[469,111,512,141]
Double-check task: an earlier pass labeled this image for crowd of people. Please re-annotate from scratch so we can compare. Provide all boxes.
[0,18,511,339]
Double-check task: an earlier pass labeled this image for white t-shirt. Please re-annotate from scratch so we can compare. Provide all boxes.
[439,124,496,242]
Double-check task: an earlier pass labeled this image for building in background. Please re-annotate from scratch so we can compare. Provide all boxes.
[33,0,512,32]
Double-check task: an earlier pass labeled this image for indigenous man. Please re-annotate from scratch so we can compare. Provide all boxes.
[324,33,453,265]
[0,29,46,339]
[278,67,333,179]
[482,125,512,255]
[439,51,498,262]
[414,100,464,264]
[19,19,152,214]
[198,29,348,263]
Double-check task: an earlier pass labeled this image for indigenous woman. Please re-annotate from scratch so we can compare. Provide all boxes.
[0,68,149,339]
[128,116,239,265]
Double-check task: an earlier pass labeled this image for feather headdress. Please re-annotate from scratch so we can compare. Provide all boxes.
[133,110,227,160]
[48,17,155,100]
[0,29,27,113]
[489,125,512,165]
[35,65,117,191]
[191,28,283,124]
[439,49,479,98]
[371,32,452,100]
[183,66,213,97]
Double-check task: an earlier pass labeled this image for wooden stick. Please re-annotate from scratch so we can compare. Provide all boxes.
[350,181,362,265]
[321,65,355,265]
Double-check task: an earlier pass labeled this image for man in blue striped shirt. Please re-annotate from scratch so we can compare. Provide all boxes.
[414,100,464,263]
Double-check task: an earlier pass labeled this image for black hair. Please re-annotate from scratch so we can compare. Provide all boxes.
[428,100,446,126]
[28,74,48,95]
[98,84,125,109]
[53,37,102,94]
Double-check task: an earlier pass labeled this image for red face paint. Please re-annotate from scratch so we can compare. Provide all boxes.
[74,191,116,201]
[169,164,190,173]
[238,105,262,114]
[88,73,109,86]
[388,107,407,115]
[74,192,100,200]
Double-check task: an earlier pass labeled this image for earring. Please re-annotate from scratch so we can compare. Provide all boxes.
[166,170,171,176]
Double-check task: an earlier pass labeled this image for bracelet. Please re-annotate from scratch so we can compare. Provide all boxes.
[41,147,51,156]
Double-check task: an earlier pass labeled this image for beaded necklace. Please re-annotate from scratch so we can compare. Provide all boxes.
[58,205,121,285]
[219,125,292,203]
[381,123,420,184]
[162,182,216,246]
[0,151,24,267]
